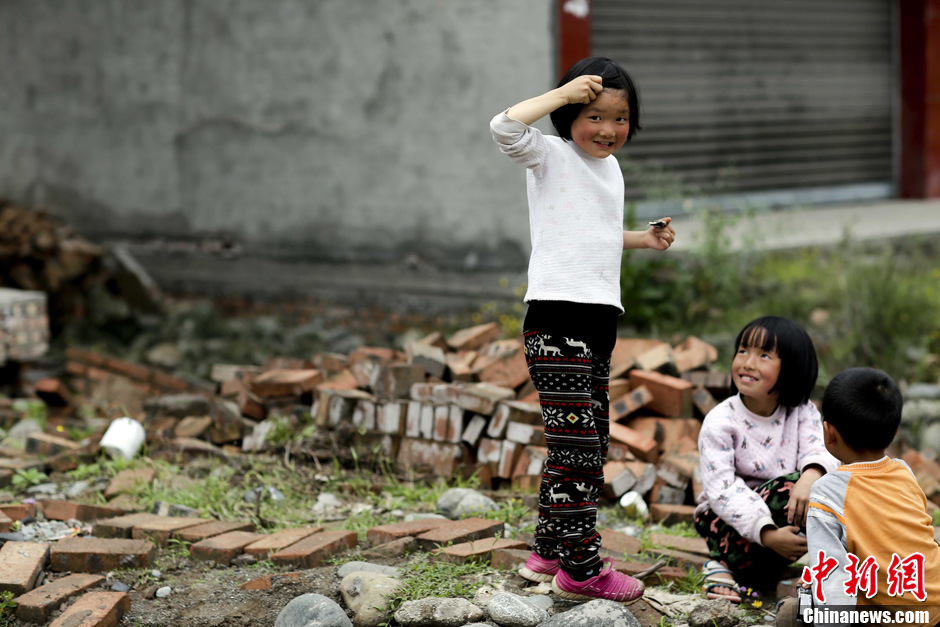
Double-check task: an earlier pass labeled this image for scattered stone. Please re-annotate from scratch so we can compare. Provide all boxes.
[64,481,90,499]
[687,600,743,627]
[487,592,548,627]
[146,343,184,369]
[906,383,940,400]
[151,569,162,579]
[453,492,498,519]
[539,599,641,627]
[920,421,940,451]
[311,493,344,516]
[143,394,212,418]
[7,419,43,447]
[436,488,477,518]
[111,581,131,592]
[523,594,552,612]
[336,561,400,578]
[231,553,258,567]
[245,486,286,503]
[901,400,940,425]
[404,513,449,522]
[26,483,59,496]
[155,586,172,598]
[275,593,353,627]
[151,501,202,518]
[340,571,401,627]
[394,598,485,627]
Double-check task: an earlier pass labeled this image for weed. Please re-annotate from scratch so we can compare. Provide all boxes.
[12,399,47,427]
[0,591,15,627]
[11,468,48,489]
[672,565,707,596]
[381,553,494,621]
[479,498,530,529]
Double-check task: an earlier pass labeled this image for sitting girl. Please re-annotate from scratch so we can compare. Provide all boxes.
[694,316,839,602]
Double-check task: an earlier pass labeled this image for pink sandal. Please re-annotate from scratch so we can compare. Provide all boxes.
[551,558,645,604]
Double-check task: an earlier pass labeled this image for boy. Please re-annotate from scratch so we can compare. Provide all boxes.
[778,368,940,626]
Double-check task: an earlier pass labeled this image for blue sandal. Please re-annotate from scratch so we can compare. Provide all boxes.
[701,560,742,604]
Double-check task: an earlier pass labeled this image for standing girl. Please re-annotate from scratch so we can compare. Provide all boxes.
[695,316,839,602]
[490,57,675,603]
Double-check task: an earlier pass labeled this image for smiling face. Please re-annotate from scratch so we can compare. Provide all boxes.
[732,329,782,416]
[569,89,631,158]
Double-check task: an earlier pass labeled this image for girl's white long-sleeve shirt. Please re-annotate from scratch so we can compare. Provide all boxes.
[695,395,839,544]
[490,112,625,311]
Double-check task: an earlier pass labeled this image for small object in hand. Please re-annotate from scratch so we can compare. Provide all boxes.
[648,220,668,228]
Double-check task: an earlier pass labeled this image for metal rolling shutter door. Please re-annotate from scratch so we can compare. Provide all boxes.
[591,0,894,203]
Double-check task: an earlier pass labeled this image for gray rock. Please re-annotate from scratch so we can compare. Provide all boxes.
[920,421,940,453]
[231,554,258,567]
[65,481,90,498]
[906,383,940,400]
[394,598,485,627]
[155,586,172,598]
[687,600,742,627]
[453,493,499,519]
[7,419,43,447]
[337,561,401,578]
[901,399,940,425]
[522,595,552,612]
[436,488,497,519]
[312,493,343,516]
[436,488,477,519]
[340,572,400,627]
[26,483,59,495]
[487,592,548,627]
[145,342,184,369]
[404,513,449,522]
[242,419,276,452]
[539,600,641,627]
[143,394,211,419]
[111,581,131,592]
[275,593,353,627]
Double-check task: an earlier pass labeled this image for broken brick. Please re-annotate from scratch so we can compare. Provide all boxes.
[47,591,130,627]
[0,511,10,533]
[269,530,358,568]
[14,573,104,623]
[0,502,37,521]
[491,548,531,572]
[609,386,654,421]
[250,369,322,397]
[174,416,213,438]
[397,438,461,476]
[243,527,324,559]
[504,422,545,446]
[461,414,488,448]
[634,343,675,373]
[190,531,265,565]
[361,536,418,560]
[496,440,521,480]
[374,364,426,400]
[92,513,163,539]
[511,446,547,481]
[610,338,664,378]
[657,452,699,489]
[432,404,463,443]
[25,433,83,457]
[692,387,717,416]
[649,479,687,505]
[130,516,210,544]
[446,323,501,351]
[452,382,515,415]
[629,370,694,418]
[174,521,256,543]
[0,541,48,595]
[598,529,642,558]
[50,537,154,572]
[239,571,306,591]
[407,341,449,379]
[367,519,452,546]
[40,500,124,523]
[609,422,659,463]
[673,336,719,373]
[647,533,709,556]
[488,401,541,439]
[375,401,405,435]
[34,378,74,407]
[415,518,504,550]
[649,503,696,525]
[476,349,529,390]
[433,537,528,564]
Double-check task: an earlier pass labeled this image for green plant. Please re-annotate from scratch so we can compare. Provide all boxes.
[0,590,16,626]
[381,553,494,622]
[12,399,47,427]
[11,468,48,489]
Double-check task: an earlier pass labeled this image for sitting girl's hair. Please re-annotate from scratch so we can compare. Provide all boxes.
[729,315,818,408]
[550,56,642,142]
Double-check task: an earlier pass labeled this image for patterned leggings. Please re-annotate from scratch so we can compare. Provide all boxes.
[524,329,611,573]
[694,471,802,588]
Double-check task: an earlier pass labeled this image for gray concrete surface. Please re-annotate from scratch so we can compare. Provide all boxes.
[0,1,552,268]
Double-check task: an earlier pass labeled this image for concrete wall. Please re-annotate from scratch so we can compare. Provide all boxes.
[0,1,555,269]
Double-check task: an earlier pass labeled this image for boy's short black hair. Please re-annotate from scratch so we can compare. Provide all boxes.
[550,57,642,142]
[729,316,818,409]
[822,367,902,451]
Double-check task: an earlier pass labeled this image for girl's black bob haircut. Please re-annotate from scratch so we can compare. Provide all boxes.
[550,57,642,143]
[730,316,818,409]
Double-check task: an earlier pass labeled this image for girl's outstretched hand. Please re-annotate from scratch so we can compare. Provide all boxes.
[786,466,824,527]
[761,525,808,562]
[557,75,604,105]
[643,217,677,251]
